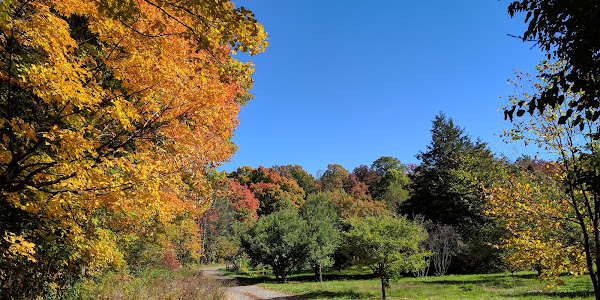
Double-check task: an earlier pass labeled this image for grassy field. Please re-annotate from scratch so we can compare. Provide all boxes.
[222,267,595,299]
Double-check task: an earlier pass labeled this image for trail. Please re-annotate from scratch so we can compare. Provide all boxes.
[200,266,300,300]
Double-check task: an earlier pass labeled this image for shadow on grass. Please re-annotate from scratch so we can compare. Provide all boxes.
[507,290,595,298]
[225,270,378,286]
[229,275,378,287]
[297,290,364,299]
[422,273,539,287]
[292,273,378,282]
[421,274,594,299]
[424,273,536,283]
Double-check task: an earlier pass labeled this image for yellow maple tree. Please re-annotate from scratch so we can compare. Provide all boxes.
[492,61,600,292]
[0,0,266,296]
[486,165,586,285]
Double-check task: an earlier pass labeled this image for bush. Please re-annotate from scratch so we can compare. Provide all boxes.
[232,253,250,274]
[242,208,311,282]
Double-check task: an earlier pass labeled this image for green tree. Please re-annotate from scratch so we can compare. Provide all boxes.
[372,156,406,177]
[371,156,411,212]
[301,193,341,282]
[402,113,504,273]
[317,164,350,192]
[242,208,310,282]
[273,165,317,195]
[344,215,428,300]
[404,113,497,231]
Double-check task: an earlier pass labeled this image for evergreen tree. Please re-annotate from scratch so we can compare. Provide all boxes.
[402,113,503,273]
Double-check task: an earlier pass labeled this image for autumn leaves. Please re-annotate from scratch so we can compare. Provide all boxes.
[0,0,266,297]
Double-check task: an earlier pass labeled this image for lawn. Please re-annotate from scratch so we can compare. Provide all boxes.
[222,267,595,299]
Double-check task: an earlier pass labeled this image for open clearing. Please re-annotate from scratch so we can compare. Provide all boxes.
[219,268,595,299]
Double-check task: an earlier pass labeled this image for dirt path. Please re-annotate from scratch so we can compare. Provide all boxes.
[200,266,300,300]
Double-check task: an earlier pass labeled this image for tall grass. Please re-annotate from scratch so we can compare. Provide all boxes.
[63,265,227,300]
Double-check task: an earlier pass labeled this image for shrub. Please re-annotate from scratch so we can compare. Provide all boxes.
[63,266,226,300]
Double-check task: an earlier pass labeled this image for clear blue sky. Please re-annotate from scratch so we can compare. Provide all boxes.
[220,0,544,176]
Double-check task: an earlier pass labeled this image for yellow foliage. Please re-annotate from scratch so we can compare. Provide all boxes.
[500,60,600,288]
[486,169,586,286]
[2,233,36,263]
[0,0,266,295]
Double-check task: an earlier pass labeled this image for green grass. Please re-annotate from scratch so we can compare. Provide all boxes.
[221,267,595,299]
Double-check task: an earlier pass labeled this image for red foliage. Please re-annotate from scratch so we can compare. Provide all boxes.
[228,181,259,222]
[516,158,561,176]
[352,165,380,188]
[161,248,181,270]
[202,207,221,231]
[407,163,419,174]
[250,181,287,215]
[230,166,305,216]
[348,180,372,201]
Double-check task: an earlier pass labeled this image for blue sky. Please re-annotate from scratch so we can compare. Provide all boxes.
[220,0,545,176]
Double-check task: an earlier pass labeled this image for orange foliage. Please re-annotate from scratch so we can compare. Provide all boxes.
[230,166,305,216]
[328,190,389,219]
[0,0,266,294]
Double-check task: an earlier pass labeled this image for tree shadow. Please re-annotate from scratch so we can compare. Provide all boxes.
[422,273,539,287]
[507,290,595,298]
[420,274,594,299]
[290,273,379,282]
[226,270,379,286]
[297,290,364,299]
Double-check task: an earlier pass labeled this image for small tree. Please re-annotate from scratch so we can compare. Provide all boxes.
[344,215,429,299]
[430,224,460,276]
[241,208,310,282]
[301,193,341,282]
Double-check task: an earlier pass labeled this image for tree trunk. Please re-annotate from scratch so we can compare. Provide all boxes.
[592,267,600,300]
[534,262,542,277]
[319,263,323,282]
[380,275,386,300]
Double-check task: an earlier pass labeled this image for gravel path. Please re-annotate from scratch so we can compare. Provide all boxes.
[200,266,301,300]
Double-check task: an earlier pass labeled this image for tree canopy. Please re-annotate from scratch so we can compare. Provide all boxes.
[0,0,266,296]
[506,0,600,131]
[242,208,311,282]
[344,215,428,299]
[403,113,497,231]
[301,193,341,282]
[499,60,600,297]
